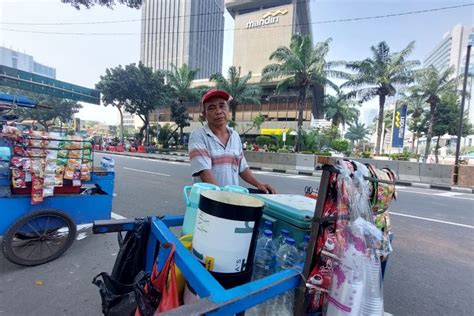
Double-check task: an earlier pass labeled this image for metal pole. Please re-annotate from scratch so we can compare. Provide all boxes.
[453,44,471,185]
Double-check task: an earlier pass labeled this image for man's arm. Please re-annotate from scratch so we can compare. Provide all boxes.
[198,169,219,186]
[239,168,276,194]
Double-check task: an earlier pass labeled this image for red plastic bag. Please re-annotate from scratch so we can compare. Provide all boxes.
[135,243,180,315]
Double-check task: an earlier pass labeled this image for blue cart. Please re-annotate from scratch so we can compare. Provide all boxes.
[0,170,114,266]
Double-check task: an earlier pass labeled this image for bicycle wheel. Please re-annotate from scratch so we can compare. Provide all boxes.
[2,209,77,266]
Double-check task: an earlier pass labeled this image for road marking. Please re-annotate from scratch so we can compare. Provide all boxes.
[97,152,188,164]
[395,187,474,200]
[435,192,463,197]
[111,212,127,220]
[123,167,170,177]
[391,212,474,229]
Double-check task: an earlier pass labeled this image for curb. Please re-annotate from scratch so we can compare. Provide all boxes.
[97,151,474,194]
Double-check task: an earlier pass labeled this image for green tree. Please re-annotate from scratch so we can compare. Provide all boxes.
[98,62,171,145]
[15,95,82,132]
[210,66,261,125]
[330,139,350,153]
[242,114,266,135]
[319,126,340,150]
[410,66,458,162]
[404,95,426,153]
[166,64,206,143]
[324,90,360,128]
[431,92,472,163]
[344,120,370,148]
[96,65,128,145]
[262,35,347,151]
[343,41,419,155]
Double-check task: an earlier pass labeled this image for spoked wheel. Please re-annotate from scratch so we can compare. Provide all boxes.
[2,209,77,266]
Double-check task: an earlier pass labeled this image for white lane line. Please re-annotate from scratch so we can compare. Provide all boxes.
[98,153,189,164]
[395,187,474,201]
[123,167,170,177]
[111,212,127,220]
[435,192,463,197]
[391,212,474,229]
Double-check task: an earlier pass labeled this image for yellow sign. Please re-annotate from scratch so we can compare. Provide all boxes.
[395,111,401,128]
[204,256,215,271]
[260,128,289,135]
[262,9,289,19]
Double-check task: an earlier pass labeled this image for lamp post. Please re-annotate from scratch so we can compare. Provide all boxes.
[453,44,471,185]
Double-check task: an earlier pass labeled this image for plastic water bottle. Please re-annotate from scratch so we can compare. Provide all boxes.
[253,229,276,279]
[275,229,290,248]
[297,234,310,264]
[259,220,273,238]
[273,238,299,315]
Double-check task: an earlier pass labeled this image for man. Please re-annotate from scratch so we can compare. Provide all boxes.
[188,89,275,193]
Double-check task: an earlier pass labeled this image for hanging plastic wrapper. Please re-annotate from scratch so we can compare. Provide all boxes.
[325,161,385,316]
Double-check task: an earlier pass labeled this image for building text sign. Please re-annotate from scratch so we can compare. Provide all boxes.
[246,9,288,29]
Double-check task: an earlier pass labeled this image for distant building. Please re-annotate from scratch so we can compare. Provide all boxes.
[140,0,225,79]
[424,24,474,130]
[0,46,56,78]
[226,0,311,79]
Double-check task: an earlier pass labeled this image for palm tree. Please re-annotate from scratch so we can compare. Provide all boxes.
[210,66,261,126]
[403,95,426,153]
[345,120,370,152]
[343,41,419,155]
[324,90,360,129]
[410,66,458,162]
[167,64,206,143]
[261,35,347,151]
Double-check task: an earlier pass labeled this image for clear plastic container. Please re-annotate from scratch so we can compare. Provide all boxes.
[275,229,290,249]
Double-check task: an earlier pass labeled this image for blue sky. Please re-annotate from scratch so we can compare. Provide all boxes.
[0,0,472,124]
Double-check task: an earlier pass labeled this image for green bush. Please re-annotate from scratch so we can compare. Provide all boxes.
[256,135,272,146]
[277,148,289,153]
[390,152,410,161]
[301,150,314,154]
[330,139,349,153]
[269,144,278,152]
[361,151,372,158]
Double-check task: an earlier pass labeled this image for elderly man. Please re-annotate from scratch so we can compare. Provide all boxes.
[188,89,275,193]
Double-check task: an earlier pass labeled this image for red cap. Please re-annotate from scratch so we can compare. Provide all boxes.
[201,89,231,104]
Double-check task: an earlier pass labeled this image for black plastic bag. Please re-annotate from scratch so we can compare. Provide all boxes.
[112,218,151,284]
[92,271,148,316]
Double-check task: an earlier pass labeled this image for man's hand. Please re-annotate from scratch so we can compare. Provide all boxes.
[257,183,276,194]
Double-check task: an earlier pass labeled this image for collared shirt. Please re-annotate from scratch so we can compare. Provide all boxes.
[188,124,249,187]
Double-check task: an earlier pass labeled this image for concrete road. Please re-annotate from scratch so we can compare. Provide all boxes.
[1,153,473,315]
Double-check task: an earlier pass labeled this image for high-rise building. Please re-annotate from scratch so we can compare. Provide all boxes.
[422,24,474,148]
[140,0,225,79]
[225,0,311,79]
[0,47,56,79]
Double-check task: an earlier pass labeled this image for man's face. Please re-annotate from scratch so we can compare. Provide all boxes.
[203,97,229,126]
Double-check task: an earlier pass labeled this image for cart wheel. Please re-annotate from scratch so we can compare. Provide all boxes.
[2,209,77,266]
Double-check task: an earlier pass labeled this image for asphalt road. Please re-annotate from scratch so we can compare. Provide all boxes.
[1,153,473,315]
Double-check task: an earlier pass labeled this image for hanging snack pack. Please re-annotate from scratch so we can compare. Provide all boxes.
[8,130,94,204]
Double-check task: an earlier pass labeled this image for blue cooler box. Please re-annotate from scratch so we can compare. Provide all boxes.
[252,194,316,244]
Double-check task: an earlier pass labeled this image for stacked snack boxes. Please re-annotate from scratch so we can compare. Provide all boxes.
[9,131,93,204]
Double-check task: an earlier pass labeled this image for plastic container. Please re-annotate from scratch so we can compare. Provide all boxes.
[253,194,316,244]
[297,234,310,264]
[259,220,273,238]
[275,229,290,249]
[223,185,249,194]
[182,183,220,236]
[253,229,276,280]
[192,191,263,289]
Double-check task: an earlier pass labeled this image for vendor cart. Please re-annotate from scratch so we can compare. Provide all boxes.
[93,156,396,315]
[0,95,115,266]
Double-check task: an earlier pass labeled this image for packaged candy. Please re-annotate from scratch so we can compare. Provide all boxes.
[57,150,69,159]
[44,174,56,186]
[64,167,75,180]
[80,163,91,181]
[45,160,57,173]
[32,190,44,204]
[46,150,58,160]
[32,176,44,191]
[11,168,25,179]
[68,150,82,159]
[67,159,81,169]
[56,158,68,166]
[10,157,23,168]
[12,177,26,189]
[13,146,25,156]
[42,186,54,198]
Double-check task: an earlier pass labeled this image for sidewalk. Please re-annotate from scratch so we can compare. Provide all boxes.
[97,150,474,194]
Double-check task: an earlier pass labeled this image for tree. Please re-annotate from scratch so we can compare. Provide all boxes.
[210,66,261,126]
[61,0,142,9]
[98,62,171,145]
[431,92,472,163]
[324,89,360,128]
[262,35,347,151]
[96,65,129,145]
[242,114,266,135]
[343,41,419,155]
[166,64,207,143]
[344,120,370,148]
[15,95,82,132]
[404,95,426,153]
[410,66,458,162]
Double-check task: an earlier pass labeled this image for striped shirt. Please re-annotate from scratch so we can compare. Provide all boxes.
[188,124,248,187]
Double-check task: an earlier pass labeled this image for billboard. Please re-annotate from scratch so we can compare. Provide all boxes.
[392,105,408,148]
